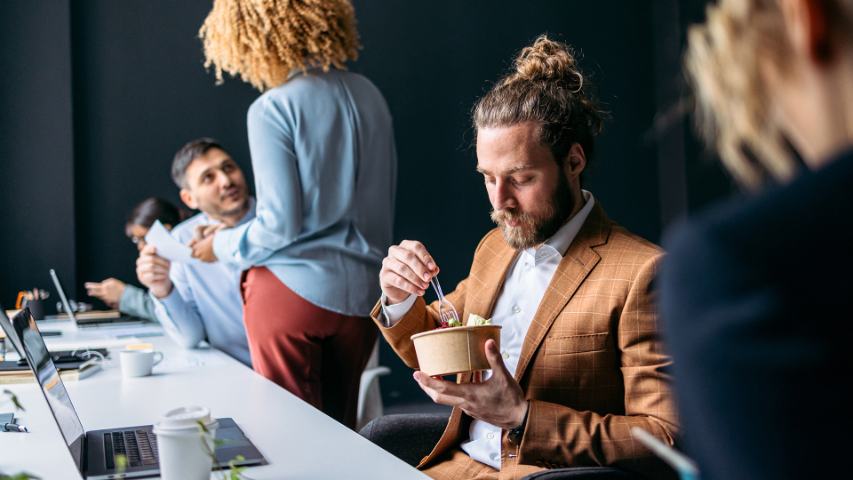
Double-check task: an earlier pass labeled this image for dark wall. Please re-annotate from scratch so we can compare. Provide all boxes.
[66,0,665,300]
[353,0,662,279]
[0,0,76,308]
[350,0,663,403]
[70,1,258,294]
[2,0,730,406]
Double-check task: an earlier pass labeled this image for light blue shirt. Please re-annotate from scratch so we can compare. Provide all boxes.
[151,202,255,366]
[213,69,397,316]
[118,284,156,321]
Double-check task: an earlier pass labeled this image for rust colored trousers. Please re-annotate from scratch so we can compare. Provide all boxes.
[241,267,377,429]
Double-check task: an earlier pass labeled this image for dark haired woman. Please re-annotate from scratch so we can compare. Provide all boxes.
[85,197,181,320]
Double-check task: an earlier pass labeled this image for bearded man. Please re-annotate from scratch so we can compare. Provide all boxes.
[371,36,678,479]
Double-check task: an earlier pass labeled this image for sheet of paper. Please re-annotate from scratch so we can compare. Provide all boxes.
[144,220,196,263]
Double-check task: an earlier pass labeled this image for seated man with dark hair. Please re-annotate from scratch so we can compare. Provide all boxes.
[372,36,678,479]
[136,138,253,367]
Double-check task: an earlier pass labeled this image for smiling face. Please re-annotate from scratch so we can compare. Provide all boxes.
[476,122,580,249]
[179,148,249,225]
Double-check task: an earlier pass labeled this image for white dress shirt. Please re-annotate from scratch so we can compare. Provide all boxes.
[150,200,256,367]
[382,190,595,469]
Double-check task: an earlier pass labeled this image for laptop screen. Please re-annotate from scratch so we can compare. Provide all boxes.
[49,268,78,324]
[10,308,85,471]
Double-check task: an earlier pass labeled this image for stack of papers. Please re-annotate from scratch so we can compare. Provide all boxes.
[0,358,102,385]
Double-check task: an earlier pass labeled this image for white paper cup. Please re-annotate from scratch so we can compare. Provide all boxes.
[153,406,219,480]
[119,349,163,378]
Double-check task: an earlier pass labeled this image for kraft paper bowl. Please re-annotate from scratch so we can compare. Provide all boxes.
[410,325,501,377]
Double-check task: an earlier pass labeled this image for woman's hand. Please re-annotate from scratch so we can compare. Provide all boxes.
[84,278,126,308]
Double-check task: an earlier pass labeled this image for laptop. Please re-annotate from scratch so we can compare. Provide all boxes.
[49,268,145,327]
[1,306,102,371]
[7,306,266,479]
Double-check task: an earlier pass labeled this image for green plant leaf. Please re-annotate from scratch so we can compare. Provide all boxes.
[195,420,251,479]
[0,472,42,479]
[114,454,128,474]
[2,389,26,412]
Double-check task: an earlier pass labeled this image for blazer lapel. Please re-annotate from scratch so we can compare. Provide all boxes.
[420,208,611,468]
[514,204,611,382]
[464,240,517,321]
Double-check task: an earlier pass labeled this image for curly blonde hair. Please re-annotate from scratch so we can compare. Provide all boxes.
[686,0,853,188]
[199,0,360,92]
[473,35,606,164]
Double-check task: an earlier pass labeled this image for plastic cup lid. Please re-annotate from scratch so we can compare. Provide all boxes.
[153,406,217,434]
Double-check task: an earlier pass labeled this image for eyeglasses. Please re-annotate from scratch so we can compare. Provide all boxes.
[129,236,147,246]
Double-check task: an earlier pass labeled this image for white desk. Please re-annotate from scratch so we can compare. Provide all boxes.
[0,321,428,479]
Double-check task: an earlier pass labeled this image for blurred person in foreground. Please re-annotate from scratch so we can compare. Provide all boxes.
[661,0,853,478]
[193,0,396,429]
[85,197,181,320]
[375,36,678,479]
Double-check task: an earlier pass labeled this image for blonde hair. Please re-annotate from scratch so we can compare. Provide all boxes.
[685,0,853,188]
[199,0,360,92]
[473,35,605,164]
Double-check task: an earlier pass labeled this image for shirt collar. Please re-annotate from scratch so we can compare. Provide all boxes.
[287,68,305,81]
[287,64,331,81]
[522,190,595,264]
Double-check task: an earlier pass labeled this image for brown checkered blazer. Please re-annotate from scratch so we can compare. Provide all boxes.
[371,205,679,477]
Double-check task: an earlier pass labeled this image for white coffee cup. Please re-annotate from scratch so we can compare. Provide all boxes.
[119,349,163,378]
[153,406,219,480]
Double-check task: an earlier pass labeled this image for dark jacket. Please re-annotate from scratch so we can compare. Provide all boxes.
[661,148,853,480]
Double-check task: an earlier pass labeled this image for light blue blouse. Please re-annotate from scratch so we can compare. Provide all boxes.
[118,284,156,321]
[213,68,397,316]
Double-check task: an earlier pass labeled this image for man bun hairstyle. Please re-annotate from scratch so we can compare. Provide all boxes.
[474,35,605,165]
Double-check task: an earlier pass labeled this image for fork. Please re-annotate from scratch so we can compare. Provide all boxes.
[430,276,461,327]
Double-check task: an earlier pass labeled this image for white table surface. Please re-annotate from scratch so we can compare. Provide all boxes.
[0,319,427,479]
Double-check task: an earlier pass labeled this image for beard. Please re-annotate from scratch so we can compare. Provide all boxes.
[490,174,575,250]
[198,184,249,221]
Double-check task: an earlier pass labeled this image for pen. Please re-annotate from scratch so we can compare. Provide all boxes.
[2,422,28,433]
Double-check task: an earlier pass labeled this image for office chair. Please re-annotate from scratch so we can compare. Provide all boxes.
[360,413,645,479]
[356,339,391,430]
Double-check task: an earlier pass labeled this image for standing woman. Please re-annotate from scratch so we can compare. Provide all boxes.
[194,0,397,429]
[661,0,853,478]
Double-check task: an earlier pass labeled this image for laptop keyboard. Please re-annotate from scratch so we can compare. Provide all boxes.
[103,430,159,470]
